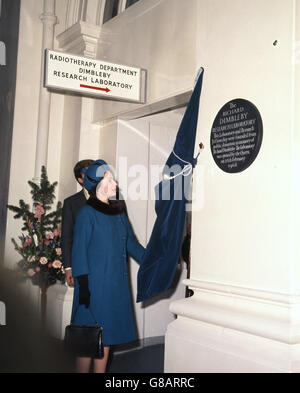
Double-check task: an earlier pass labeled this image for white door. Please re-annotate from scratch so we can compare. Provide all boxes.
[116,108,188,344]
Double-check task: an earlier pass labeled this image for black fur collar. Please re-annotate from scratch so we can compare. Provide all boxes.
[87,197,125,215]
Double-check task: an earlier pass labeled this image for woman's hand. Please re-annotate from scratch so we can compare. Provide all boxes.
[65,269,74,287]
[78,275,90,308]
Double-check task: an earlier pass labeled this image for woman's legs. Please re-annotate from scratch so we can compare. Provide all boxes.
[93,346,110,373]
[76,357,92,373]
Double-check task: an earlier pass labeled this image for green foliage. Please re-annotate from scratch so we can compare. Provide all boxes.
[7,166,65,289]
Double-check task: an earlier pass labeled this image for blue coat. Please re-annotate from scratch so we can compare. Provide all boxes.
[70,204,145,346]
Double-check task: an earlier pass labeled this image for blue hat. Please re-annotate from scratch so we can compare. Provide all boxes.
[83,159,111,191]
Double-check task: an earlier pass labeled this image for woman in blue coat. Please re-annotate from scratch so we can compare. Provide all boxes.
[70,159,145,373]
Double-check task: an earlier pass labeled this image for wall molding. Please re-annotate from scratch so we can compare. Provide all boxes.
[184,278,300,305]
[96,89,192,126]
[56,21,101,57]
[170,278,300,345]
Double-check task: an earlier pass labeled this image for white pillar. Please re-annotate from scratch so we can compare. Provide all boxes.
[165,0,300,373]
[34,0,57,180]
[46,17,102,336]
[56,19,102,173]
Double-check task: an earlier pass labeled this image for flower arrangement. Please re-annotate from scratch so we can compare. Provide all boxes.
[7,166,65,289]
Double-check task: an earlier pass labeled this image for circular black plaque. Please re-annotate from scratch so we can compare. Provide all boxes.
[210,99,263,173]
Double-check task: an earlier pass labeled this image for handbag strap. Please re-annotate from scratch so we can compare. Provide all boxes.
[71,303,100,326]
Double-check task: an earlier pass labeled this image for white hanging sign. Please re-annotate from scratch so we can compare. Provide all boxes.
[44,49,146,103]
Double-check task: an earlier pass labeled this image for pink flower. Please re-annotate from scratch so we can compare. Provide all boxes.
[56,248,62,256]
[53,230,60,237]
[52,260,62,269]
[40,257,48,265]
[35,267,40,272]
[27,269,36,277]
[34,203,45,222]
[45,240,50,246]
[27,238,32,244]
[48,263,52,268]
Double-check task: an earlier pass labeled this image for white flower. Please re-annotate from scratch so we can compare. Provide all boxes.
[40,257,48,265]
[33,234,38,247]
[52,260,62,269]
[27,256,35,263]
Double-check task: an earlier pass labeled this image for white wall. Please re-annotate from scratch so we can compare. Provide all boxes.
[295,1,300,288]
[165,0,300,373]
[5,0,44,266]
[99,119,118,168]
[93,0,199,122]
[192,0,295,293]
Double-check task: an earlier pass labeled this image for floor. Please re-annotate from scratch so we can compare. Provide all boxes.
[107,343,165,373]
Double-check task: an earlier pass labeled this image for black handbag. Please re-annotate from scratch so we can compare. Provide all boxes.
[64,306,104,359]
